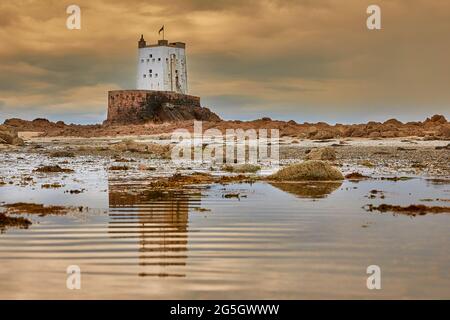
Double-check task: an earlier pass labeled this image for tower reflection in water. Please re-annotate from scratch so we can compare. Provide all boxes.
[108,185,202,277]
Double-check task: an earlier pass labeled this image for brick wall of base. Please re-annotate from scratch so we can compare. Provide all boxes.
[105,90,212,124]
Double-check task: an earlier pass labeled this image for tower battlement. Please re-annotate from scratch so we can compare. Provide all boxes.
[140,39,186,49]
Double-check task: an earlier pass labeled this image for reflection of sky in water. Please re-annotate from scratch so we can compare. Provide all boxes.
[0,172,449,299]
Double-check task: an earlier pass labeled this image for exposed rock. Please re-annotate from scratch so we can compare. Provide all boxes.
[0,213,31,231]
[110,139,171,157]
[384,118,403,126]
[3,203,70,216]
[41,183,63,189]
[0,125,24,146]
[425,114,447,124]
[350,128,366,138]
[381,131,398,138]
[380,176,414,181]
[305,147,336,161]
[307,126,318,138]
[358,160,375,168]
[33,165,74,173]
[368,131,381,138]
[49,151,75,158]
[222,164,261,173]
[4,118,102,137]
[365,204,450,216]
[345,172,370,180]
[268,160,344,181]
[435,143,450,150]
[1,203,79,231]
[114,157,136,163]
[109,165,130,171]
[3,114,448,140]
[437,125,450,138]
[312,130,337,140]
[138,164,156,171]
[134,173,257,191]
[423,135,439,141]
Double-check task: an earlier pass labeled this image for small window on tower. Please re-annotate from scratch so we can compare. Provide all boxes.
[158,58,161,62]
[152,58,155,62]
[150,54,153,58]
[155,73,158,77]
[141,59,144,63]
[143,74,146,78]
[146,59,149,62]
[149,69,152,73]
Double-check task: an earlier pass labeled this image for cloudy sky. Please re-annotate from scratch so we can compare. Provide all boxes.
[0,0,449,124]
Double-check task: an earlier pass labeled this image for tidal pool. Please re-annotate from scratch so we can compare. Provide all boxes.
[1,164,449,299]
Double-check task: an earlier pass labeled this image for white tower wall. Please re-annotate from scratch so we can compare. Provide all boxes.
[136,38,188,94]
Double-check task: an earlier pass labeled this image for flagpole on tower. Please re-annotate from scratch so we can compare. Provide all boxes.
[158,25,165,40]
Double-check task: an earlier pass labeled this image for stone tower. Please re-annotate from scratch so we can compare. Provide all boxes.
[136,35,188,94]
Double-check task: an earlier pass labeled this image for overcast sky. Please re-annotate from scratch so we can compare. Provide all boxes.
[1,0,449,124]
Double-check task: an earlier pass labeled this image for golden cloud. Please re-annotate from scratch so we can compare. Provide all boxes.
[0,0,449,123]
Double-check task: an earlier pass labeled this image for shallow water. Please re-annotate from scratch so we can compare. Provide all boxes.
[0,154,449,299]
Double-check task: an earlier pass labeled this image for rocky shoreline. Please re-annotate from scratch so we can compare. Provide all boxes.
[1,114,449,140]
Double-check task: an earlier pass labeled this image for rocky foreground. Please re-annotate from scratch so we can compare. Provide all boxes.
[1,130,449,231]
[1,114,449,140]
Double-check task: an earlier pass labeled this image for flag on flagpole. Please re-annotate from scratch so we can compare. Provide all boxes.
[158,25,165,40]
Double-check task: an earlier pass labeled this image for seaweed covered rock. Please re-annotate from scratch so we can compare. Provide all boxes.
[268,160,344,181]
